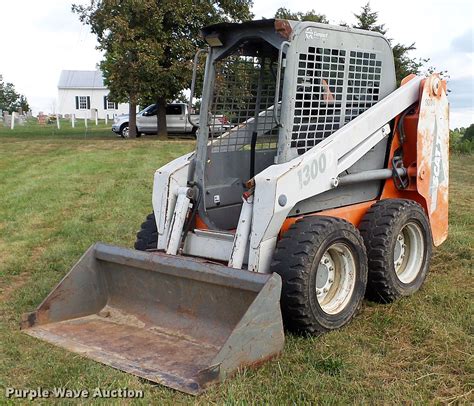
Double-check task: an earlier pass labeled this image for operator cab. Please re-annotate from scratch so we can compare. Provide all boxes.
[194,19,396,230]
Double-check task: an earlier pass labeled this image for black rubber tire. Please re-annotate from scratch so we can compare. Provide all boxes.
[119,123,129,138]
[134,213,158,251]
[119,123,140,138]
[271,216,368,335]
[359,199,432,303]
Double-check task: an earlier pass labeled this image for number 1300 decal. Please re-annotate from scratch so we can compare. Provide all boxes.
[297,153,327,189]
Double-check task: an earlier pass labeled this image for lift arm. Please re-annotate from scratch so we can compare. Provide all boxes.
[246,75,424,272]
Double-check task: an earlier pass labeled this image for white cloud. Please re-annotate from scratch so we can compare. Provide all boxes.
[451,28,473,53]
[450,108,474,129]
[1,0,472,127]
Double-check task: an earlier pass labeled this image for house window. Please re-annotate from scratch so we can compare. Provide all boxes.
[104,96,118,110]
[75,96,90,110]
[79,96,88,109]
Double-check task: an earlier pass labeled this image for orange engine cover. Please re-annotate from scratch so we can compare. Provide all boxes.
[416,75,449,246]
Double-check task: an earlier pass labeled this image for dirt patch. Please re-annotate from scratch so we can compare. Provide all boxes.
[29,245,46,263]
[0,273,31,302]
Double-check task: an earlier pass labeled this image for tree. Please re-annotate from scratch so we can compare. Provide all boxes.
[0,75,29,113]
[464,124,474,142]
[353,3,386,34]
[143,1,252,137]
[353,3,426,84]
[73,0,252,138]
[73,1,166,137]
[450,125,473,154]
[17,95,30,113]
[275,7,328,23]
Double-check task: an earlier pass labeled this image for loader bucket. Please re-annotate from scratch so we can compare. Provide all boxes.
[21,243,284,394]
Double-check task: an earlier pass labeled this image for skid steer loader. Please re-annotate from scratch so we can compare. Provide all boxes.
[22,19,449,394]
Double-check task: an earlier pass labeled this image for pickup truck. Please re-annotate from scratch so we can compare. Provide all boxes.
[112,103,228,137]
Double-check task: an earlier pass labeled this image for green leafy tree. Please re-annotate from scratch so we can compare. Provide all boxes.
[17,95,30,113]
[73,0,252,138]
[173,91,189,105]
[134,1,251,136]
[450,128,463,145]
[73,1,167,137]
[275,7,328,23]
[0,75,29,113]
[464,124,474,142]
[450,125,474,154]
[353,3,386,34]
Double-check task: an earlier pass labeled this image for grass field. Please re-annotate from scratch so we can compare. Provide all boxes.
[0,131,472,404]
[0,119,115,139]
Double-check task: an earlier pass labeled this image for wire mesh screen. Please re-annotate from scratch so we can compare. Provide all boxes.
[291,47,383,155]
[345,51,382,122]
[209,53,280,153]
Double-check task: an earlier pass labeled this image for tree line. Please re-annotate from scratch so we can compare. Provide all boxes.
[451,125,474,154]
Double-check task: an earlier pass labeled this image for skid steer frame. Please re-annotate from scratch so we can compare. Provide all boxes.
[22,18,449,395]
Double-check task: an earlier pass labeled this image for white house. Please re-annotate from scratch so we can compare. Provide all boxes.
[57,70,129,119]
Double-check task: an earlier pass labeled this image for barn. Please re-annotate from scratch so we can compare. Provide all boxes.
[57,70,129,119]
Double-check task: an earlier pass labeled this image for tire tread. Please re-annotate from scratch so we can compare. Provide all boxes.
[134,212,158,251]
[271,216,367,335]
[359,199,432,303]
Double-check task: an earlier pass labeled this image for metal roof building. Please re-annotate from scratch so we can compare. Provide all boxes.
[58,70,106,89]
[57,70,128,119]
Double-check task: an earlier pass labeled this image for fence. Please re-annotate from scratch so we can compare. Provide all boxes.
[1,110,117,134]
[0,111,117,138]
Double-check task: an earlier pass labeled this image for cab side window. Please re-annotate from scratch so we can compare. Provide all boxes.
[166,105,182,115]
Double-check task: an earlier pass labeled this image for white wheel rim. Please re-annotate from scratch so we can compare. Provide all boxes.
[316,243,357,315]
[394,222,424,284]
[123,126,130,138]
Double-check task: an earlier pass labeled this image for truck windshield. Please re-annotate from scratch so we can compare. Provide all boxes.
[138,104,157,115]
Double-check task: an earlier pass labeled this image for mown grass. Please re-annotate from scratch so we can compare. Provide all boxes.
[0,134,472,404]
[0,118,116,139]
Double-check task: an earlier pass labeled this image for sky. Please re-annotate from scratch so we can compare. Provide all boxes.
[0,0,472,128]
